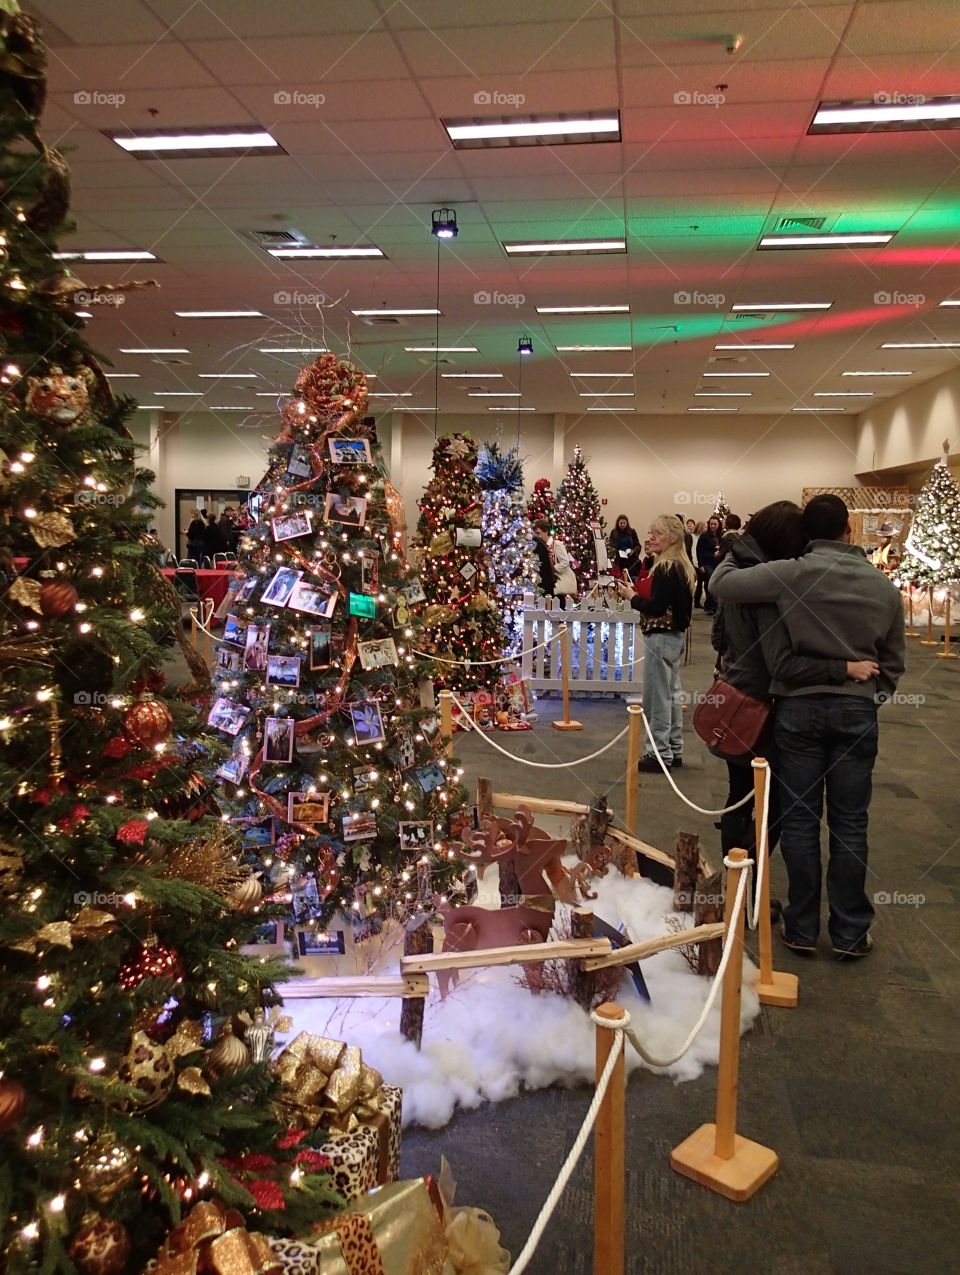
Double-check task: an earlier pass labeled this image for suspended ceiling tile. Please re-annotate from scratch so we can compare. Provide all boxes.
[50,85,246,131]
[37,41,218,90]
[416,68,619,115]
[188,34,410,84]
[393,20,616,77]
[31,0,175,44]
[620,100,815,143]
[146,0,386,38]
[842,0,959,55]
[617,7,852,65]
[620,60,829,107]
[230,80,431,123]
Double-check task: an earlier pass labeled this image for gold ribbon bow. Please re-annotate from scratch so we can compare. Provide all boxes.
[148,1199,281,1275]
[274,1033,384,1131]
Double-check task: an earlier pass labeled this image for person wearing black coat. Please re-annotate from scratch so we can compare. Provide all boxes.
[609,514,641,578]
[184,509,206,564]
[696,515,722,613]
[202,513,222,565]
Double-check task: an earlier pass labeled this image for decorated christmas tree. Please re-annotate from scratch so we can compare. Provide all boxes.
[895,441,960,587]
[0,10,336,1269]
[477,442,538,655]
[554,445,606,587]
[713,492,731,523]
[415,433,504,693]
[213,355,466,934]
[526,477,556,527]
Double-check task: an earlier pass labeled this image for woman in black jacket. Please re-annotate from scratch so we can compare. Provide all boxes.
[617,514,695,771]
[609,514,641,579]
[710,500,879,882]
[696,515,722,614]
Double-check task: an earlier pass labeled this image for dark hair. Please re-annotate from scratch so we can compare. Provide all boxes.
[707,516,721,532]
[802,493,848,541]
[725,513,742,531]
[615,514,631,528]
[532,518,550,534]
[745,500,807,561]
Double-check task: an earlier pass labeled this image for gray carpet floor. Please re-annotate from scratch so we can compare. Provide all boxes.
[400,611,960,1275]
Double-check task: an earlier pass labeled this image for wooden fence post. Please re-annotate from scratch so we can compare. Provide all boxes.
[624,701,643,837]
[593,1002,625,1275]
[399,916,433,1049]
[552,625,583,731]
[673,831,700,912]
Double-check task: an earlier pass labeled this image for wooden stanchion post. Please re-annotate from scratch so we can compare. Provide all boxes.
[439,689,454,758]
[905,586,918,639]
[670,848,779,1201]
[751,760,798,1008]
[938,592,958,659]
[921,585,938,646]
[624,701,642,838]
[552,625,583,731]
[593,1002,625,1275]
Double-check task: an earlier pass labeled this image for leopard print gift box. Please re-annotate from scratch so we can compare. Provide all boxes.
[317,1083,402,1204]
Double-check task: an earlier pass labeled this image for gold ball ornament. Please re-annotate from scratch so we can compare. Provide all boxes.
[205,1021,250,1080]
[68,1213,131,1275]
[75,1132,136,1203]
[39,580,79,618]
[229,875,263,913]
[117,1030,174,1109]
[0,1078,27,1132]
[121,698,173,749]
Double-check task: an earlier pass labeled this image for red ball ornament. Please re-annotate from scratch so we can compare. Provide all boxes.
[118,938,183,991]
[121,699,173,749]
[68,1215,131,1275]
[39,580,79,618]
[0,1078,27,1132]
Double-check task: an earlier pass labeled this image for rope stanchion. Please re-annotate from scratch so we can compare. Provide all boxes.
[623,701,642,836]
[551,623,583,731]
[409,625,566,668]
[450,694,629,769]
[938,591,958,659]
[904,586,918,639]
[593,1003,625,1275]
[921,584,938,646]
[639,708,755,816]
[751,759,798,1008]
[189,598,215,664]
[670,849,779,1201]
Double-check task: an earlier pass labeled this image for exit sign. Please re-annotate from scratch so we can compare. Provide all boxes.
[236,475,251,488]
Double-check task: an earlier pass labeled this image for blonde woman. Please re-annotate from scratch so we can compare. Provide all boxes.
[617,514,695,771]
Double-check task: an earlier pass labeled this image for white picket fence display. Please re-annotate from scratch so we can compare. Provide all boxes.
[520,608,645,694]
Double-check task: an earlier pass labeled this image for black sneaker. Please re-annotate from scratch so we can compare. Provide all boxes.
[671,756,684,768]
[832,933,873,960]
[638,754,666,774]
[779,920,816,954]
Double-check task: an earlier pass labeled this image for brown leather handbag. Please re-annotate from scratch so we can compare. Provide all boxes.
[692,677,771,758]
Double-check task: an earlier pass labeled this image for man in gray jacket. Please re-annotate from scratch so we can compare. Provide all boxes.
[710,494,905,958]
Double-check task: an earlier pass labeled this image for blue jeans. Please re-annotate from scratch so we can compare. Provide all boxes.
[774,694,878,946]
[642,631,685,763]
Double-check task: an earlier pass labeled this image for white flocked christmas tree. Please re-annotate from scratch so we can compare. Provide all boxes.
[477,442,538,655]
[896,441,960,587]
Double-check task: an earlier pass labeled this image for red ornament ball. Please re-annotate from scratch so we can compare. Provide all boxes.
[39,580,79,618]
[121,699,173,749]
[118,939,183,991]
[68,1215,131,1275]
[0,1079,27,1132]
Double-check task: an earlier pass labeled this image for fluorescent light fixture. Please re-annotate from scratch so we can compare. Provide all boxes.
[556,344,631,352]
[209,405,258,411]
[154,391,202,396]
[53,249,158,262]
[119,347,189,354]
[503,238,626,256]
[268,245,384,258]
[939,299,960,306]
[537,304,628,314]
[405,346,478,353]
[694,391,752,398]
[395,406,438,412]
[792,407,846,412]
[587,406,633,412]
[842,370,912,376]
[105,373,140,378]
[758,232,894,249]
[107,127,283,158]
[175,310,264,318]
[809,97,960,135]
[688,406,738,412]
[443,111,620,149]
[880,341,960,348]
[441,372,503,379]
[702,371,770,378]
[570,371,634,378]
[136,404,165,410]
[469,391,521,398]
[813,391,875,397]
[74,311,93,319]
[487,405,536,411]
[715,343,796,350]
[352,308,440,317]
[255,391,289,396]
[257,346,328,354]
[579,392,634,398]
[197,373,257,378]
[731,302,831,312]
[370,392,413,397]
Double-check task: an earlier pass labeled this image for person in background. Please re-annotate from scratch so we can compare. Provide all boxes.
[184,508,206,564]
[549,526,579,609]
[531,519,558,599]
[617,514,695,770]
[709,500,880,913]
[709,494,905,959]
[609,514,641,579]
[692,521,707,607]
[633,536,655,600]
[218,506,239,555]
[677,512,694,563]
[697,515,722,613]
[719,512,742,558]
[202,511,222,565]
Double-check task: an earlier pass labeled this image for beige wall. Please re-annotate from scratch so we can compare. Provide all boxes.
[855,367,960,483]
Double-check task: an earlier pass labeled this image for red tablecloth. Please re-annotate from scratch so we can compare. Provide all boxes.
[161,568,233,610]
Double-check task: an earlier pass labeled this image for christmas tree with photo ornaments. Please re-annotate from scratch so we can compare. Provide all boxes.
[211,354,467,937]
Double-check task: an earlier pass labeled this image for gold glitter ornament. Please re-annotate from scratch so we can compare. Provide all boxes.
[75,1131,136,1203]
[205,1022,250,1080]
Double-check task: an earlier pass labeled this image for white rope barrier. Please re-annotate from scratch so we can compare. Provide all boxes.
[507,1022,626,1275]
[409,626,567,668]
[619,854,752,1070]
[639,707,756,816]
[745,762,771,933]
[450,693,630,768]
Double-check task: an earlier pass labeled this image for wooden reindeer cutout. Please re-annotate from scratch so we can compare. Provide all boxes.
[433,897,554,999]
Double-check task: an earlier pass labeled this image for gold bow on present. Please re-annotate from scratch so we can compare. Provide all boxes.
[147,1199,281,1275]
[274,1033,384,1133]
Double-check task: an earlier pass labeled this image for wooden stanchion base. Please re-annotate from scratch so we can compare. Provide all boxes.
[920,640,939,647]
[755,969,799,1008]
[937,649,959,659]
[552,719,584,731]
[670,1124,778,1202]
[905,632,919,639]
